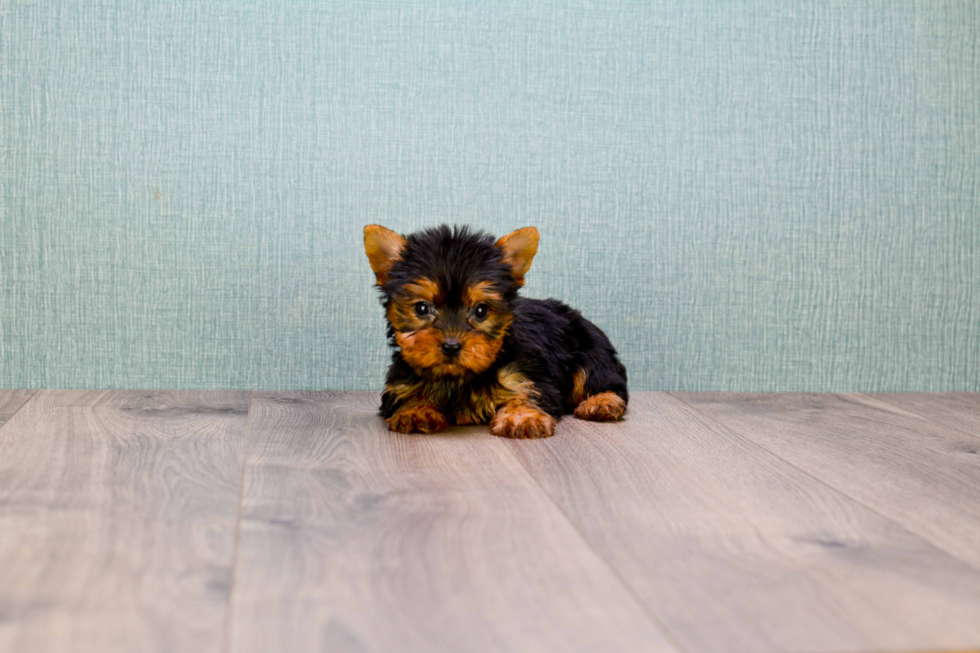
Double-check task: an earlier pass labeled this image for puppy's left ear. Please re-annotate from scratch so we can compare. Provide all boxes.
[495,227,539,286]
[364,225,407,285]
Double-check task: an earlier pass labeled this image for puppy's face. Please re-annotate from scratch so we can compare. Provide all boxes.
[364,225,539,378]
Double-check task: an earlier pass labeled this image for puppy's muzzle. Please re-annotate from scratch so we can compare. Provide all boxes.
[440,340,463,357]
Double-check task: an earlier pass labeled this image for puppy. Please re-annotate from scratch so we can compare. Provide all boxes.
[364,224,627,439]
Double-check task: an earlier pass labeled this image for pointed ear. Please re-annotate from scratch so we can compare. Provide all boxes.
[364,225,407,285]
[495,227,539,285]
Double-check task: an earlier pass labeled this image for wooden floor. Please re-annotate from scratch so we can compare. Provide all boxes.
[1,390,978,653]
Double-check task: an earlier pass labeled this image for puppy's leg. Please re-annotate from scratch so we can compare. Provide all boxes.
[386,398,450,433]
[490,400,556,439]
[570,350,628,422]
[380,360,449,433]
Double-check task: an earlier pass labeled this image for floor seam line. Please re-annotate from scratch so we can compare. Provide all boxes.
[0,389,39,432]
[851,393,980,443]
[498,428,693,653]
[667,391,980,577]
[221,389,254,653]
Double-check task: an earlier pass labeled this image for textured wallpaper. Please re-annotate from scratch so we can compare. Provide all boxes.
[1,1,978,391]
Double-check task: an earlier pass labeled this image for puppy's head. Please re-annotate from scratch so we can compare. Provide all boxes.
[364,224,539,378]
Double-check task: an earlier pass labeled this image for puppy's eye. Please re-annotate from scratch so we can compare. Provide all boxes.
[473,303,490,320]
[414,302,432,317]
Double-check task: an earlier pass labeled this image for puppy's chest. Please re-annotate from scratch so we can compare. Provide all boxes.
[426,375,527,425]
[450,385,505,425]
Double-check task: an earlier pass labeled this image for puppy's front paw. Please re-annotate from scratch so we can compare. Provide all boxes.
[386,402,449,433]
[490,402,556,439]
[573,392,626,421]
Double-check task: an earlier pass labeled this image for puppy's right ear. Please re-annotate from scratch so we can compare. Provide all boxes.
[364,225,407,285]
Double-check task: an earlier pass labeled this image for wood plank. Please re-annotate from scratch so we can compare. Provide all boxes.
[227,391,677,653]
[0,390,250,653]
[871,393,980,436]
[0,389,35,426]
[506,392,980,653]
[673,392,980,573]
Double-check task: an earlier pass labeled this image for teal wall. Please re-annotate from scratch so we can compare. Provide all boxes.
[1,2,978,391]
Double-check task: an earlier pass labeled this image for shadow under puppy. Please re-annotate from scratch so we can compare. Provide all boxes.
[364,224,628,439]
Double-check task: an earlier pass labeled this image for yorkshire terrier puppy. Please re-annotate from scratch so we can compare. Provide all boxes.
[363,224,628,439]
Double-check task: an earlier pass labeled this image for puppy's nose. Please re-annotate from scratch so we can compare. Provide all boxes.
[441,340,463,357]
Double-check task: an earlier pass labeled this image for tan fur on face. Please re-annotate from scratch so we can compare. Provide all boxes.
[387,277,442,332]
[574,392,626,421]
[388,276,453,376]
[456,280,511,375]
[402,278,441,304]
[396,327,447,372]
[456,327,508,375]
[464,281,503,306]
[390,276,512,378]
[396,324,478,378]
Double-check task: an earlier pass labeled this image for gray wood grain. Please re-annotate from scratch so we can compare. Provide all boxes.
[673,392,980,574]
[0,390,250,653]
[871,393,980,436]
[227,391,677,653]
[507,392,980,653]
[0,389,35,426]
